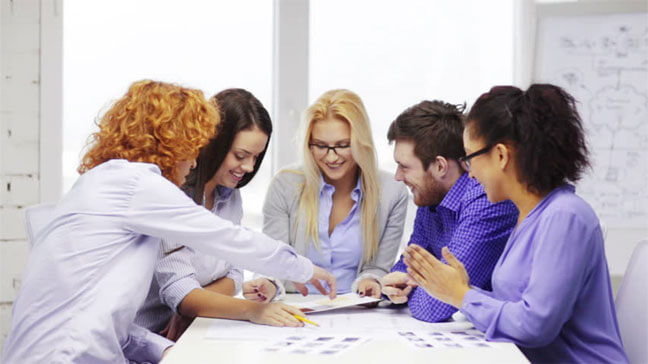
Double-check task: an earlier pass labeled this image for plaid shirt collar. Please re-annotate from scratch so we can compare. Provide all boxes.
[429,172,470,213]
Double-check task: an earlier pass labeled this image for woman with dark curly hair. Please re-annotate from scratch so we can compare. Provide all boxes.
[2,80,335,364]
[403,84,628,363]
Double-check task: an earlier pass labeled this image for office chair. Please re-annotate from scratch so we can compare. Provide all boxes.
[615,240,648,364]
[23,203,55,246]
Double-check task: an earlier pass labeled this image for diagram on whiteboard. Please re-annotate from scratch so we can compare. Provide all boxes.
[535,13,648,228]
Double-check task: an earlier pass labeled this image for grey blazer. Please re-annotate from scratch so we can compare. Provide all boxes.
[262,166,409,294]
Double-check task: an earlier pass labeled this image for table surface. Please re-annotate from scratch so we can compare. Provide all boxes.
[161,295,530,364]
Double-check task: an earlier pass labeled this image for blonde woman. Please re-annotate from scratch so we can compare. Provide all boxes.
[243,89,408,301]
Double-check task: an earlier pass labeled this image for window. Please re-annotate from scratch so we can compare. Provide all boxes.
[63,0,272,227]
[310,0,514,173]
[64,1,515,229]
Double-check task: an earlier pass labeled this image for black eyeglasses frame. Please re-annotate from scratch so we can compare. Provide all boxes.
[458,144,494,171]
[308,143,351,156]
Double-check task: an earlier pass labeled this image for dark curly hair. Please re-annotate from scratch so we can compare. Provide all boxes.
[466,84,590,195]
[183,88,272,204]
[387,100,466,169]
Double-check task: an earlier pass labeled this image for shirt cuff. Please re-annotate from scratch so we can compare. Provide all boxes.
[145,331,174,363]
[460,288,481,311]
[226,269,243,296]
[123,325,174,364]
[268,277,286,302]
[459,287,501,334]
[291,256,314,283]
[160,276,202,314]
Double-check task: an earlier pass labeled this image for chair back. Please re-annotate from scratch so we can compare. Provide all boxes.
[615,240,648,364]
[24,203,55,247]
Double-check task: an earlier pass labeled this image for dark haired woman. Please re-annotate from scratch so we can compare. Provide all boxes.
[403,84,628,363]
[135,89,311,340]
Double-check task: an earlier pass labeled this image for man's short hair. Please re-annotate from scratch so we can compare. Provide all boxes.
[387,100,466,169]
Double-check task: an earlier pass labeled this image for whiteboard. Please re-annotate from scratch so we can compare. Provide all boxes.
[534,4,648,229]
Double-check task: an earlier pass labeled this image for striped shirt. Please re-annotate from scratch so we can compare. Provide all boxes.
[392,173,518,322]
[134,186,244,333]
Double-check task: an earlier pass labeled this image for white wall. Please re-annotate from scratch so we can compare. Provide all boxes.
[0,0,39,353]
[0,0,62,354]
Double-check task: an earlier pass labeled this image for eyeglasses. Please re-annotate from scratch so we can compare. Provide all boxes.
[309,143,351,157]
[458,145,493,171]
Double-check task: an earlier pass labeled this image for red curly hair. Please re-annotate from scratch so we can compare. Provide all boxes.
[78,80,219,186]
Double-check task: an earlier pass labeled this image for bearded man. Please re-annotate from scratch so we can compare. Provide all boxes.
[381,100,518,322]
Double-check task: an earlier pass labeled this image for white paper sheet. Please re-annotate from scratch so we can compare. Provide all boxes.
[262,334,369,356]
[204,307,475,341]
[291,293,382,313]
[398,329,493,350]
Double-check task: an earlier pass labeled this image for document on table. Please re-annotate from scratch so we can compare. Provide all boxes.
[204,308,475,341]
[291,292,382,313]
[262,335,369,357]
[398,329,493,350]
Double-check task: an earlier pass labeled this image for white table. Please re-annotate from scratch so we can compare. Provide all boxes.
[162,295,529,364]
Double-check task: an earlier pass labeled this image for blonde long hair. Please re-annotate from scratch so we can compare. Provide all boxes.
[292,89,380,263]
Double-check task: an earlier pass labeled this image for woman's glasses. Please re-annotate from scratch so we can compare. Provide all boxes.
[458,145,493,171]
[309,143,351,157]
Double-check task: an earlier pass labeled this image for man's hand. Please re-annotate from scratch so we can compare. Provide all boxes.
[293,265,337,299]
[243,278,277,303]
[381,271,417,304]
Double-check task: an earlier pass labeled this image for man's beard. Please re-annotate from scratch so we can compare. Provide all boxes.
[414,177,446,207]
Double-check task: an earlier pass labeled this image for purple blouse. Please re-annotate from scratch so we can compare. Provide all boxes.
[461,185,628,363]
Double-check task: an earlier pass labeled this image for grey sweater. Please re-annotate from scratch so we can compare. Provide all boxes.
[262,166,409,295]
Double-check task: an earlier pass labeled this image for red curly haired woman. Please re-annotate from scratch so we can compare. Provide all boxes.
[1,80,336,364]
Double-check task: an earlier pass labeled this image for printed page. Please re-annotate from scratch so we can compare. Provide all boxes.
[205,307,475,341]
[291,292,382,313]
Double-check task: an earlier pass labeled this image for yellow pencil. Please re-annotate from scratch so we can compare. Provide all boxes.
[293,314,319,327]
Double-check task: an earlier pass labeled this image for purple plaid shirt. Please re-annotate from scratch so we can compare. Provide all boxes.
[392,173,518,322]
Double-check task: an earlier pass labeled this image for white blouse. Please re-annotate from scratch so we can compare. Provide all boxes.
[2,160,312,364]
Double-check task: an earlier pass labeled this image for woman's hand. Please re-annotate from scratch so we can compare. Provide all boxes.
[356,278,381,298]
[404,245,471,308]
[293,265,337,299]
[243,278,277,303]
[159,313,195,342]
[248,302,305,327]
